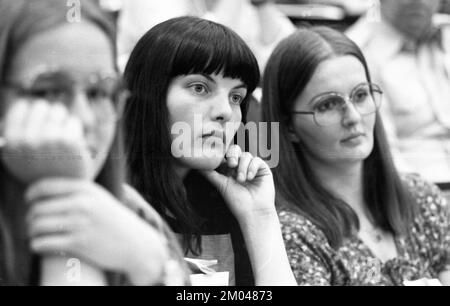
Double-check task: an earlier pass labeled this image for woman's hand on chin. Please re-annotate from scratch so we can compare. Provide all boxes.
[1,100,94,184]
[200,144,276,224]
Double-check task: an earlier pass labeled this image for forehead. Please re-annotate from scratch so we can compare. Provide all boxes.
[305,56,367,94]
[9,22,115,84]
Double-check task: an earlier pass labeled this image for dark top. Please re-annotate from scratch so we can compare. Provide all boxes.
[166,171,254,286]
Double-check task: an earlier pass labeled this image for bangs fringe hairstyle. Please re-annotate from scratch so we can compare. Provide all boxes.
[124,16,260,254]
[0,0,124,285]
[262,26,416,249]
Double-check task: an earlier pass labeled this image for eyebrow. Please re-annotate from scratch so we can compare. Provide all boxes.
[199,73,215,84]
[233,84,248,90]
[29,70,117,83]
[307,91,339,105]
[196,73,247,90]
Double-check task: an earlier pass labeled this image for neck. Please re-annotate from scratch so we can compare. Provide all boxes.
[307,155,368,218]
[173,163,190,180]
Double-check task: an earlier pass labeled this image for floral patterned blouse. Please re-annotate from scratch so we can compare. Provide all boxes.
[278,175,450,286]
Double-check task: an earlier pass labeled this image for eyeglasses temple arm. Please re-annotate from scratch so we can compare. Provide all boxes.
[0,118,4,148]
[292,111,315,115]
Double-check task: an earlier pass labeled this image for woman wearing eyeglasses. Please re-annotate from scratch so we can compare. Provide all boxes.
[0,0,188,285]
[261,26,450,286]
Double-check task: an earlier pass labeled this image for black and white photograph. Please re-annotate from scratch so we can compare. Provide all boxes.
[0,0,449,293]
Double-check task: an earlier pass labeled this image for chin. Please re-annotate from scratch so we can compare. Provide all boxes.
[180,154,225,171]
[183,157,223,171]
[342,148,373,161]
[91,154,108,179]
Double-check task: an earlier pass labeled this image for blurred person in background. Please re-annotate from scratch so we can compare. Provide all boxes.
[442,0,450,14]
[275,0,372,16]
[346,0,450,186]
[116,0,295,72]
[0,0,188,286]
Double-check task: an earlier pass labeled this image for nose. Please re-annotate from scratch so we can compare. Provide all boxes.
[70,91,97,131]
[210,92,233,123]
[341,99,362,126]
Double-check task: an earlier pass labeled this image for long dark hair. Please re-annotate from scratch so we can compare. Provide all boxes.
[124,16,260,254]
[262,26,416,249]
[0,0,124,285]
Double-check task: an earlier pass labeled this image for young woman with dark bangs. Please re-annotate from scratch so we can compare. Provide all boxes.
[124,16,296,286]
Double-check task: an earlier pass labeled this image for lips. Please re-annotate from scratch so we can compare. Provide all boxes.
[202,130,225,143]
[88,146,98,158]
[341,132,365,143]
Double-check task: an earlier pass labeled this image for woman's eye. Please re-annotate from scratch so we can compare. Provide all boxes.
[230,94,244,105]
[190,83,208,95]
[315,98,340,113]
[28,87,68,102]
[87,87,109,101]
[354,90,369,103]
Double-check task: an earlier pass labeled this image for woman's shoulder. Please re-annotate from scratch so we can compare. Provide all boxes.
[402,173,442,197]
[276,199,330,247]
[400,174,450,274]
[401,173,447,210]
[276,199,336,285]
[123,184,166,230]
[401,173,449,225]
[122,184,191,285]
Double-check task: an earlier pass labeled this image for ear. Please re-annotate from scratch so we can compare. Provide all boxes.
[114,89,129,121]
